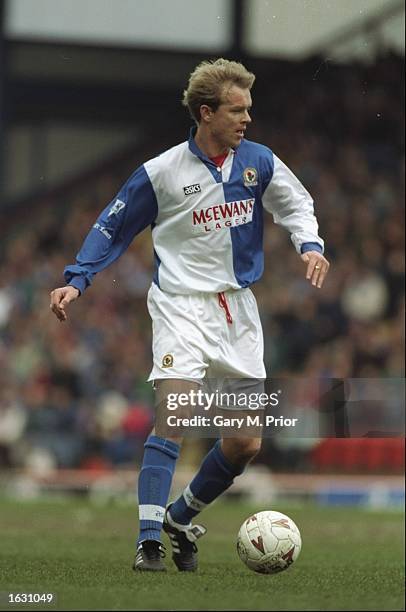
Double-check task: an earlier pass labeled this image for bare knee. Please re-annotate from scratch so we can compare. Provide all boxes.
[153,378,199,444]
[221,437,262,468]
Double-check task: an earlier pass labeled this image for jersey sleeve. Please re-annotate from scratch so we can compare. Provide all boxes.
[262,153,324,254]
[64,164,158,294]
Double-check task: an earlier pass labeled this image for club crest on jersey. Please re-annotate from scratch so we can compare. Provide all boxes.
[183,183,201,196]
[162,354,174,368]
[243,167,258,187]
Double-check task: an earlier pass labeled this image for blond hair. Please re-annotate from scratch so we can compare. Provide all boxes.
[182,58,255,123]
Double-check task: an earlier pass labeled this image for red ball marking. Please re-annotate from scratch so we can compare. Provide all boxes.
[282,546,295,564]
[251,535,265,554]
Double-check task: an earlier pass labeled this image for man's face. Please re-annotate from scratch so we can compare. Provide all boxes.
[206,84,252,150]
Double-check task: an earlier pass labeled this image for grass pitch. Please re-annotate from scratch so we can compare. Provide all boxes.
[0,496,404,611]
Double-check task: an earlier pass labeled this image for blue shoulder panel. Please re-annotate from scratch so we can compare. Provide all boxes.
[224,140,274,287]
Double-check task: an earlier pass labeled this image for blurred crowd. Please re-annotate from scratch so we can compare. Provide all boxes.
[0,53,404,471]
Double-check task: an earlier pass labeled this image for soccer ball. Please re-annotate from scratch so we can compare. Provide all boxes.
[236,510,302,574]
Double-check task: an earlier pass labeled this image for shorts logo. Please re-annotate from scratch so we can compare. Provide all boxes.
[183,183,201,196]
[162,354,174,368]
[243,167,258,187]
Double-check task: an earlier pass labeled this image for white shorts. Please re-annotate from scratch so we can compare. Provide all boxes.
[147,283,266,382]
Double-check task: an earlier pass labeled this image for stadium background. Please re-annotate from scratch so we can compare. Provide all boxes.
[0,0,404,507]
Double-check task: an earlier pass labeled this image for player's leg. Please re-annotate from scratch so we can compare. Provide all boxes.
[134,378,196,572]
[166,381,264,530]
[167,436,262,528]
[164,435,261,568]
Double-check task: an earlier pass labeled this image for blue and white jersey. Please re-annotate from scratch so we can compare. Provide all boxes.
[64,128,324,295]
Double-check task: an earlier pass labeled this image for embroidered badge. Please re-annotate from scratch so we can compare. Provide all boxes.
[162,354,174,368]
[243,167,258,187]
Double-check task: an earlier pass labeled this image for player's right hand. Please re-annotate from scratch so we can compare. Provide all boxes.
[50,285,80,322]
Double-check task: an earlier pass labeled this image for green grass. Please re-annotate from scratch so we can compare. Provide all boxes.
[0,497,404,611]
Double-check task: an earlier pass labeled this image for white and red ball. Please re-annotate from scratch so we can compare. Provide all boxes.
[237,510,302,574]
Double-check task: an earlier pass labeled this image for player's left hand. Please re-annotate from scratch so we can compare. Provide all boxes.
[300,251,330,288]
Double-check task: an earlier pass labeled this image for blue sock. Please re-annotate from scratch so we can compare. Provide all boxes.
[137,435,180,545]
[169,441,244,525]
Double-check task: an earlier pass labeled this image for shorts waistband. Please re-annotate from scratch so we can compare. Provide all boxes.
[151,283,251,302]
